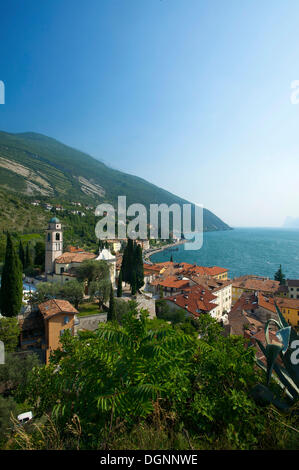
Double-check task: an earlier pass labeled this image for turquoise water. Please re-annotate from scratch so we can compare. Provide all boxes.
[150,228,299,279]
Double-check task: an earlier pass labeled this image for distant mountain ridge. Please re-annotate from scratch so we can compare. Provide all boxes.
[283,216,299,228]
[0,130,231,232]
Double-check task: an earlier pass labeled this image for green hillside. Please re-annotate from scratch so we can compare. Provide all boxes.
[0,130,231,232]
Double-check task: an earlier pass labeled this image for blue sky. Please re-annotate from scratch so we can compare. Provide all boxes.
[1,0,299,227]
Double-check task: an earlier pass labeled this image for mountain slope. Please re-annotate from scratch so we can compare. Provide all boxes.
[0,130,231,232]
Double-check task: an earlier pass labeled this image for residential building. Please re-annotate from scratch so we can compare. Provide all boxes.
[285,279,299,299]
[150,275,191,297]
[106,239,122,253]
[190,275,232,318]
[145,261,231,318]
[274,297,299,327]
[19,299,78,364]
[39,299,78,363]
[231,275,280,304]
[165,285,219,319]
[229,291,278,324]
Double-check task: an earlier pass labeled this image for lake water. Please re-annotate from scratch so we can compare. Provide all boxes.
[150,228,299,280]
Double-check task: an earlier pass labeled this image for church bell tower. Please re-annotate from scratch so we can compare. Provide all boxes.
[45,217,63,275]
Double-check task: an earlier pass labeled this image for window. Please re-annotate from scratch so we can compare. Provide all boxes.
[64,316,69,325]
[56,233,60,241]
[60,267,64,274]
[60,329,65,337]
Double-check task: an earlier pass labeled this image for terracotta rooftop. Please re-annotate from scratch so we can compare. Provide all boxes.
[167,285,218,316]
[55,251,97,264]
[151,275,191,290]
[38,299,78,320]
[176,263,228,277]
[190,274,232,292]
[258,293,277,314]
[230,292,258,314]
[232,275,280,293]
[66,246,85,253]
[274,297,299,310]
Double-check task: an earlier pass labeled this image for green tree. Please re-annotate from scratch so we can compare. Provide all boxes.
[1,352,40,394]
[89,278,111,310]
[131,271,137,296]
[29,282,60,306]
[117,271,122,298]
[60,280,84,309]
[134,244,144,291]
[25,243,33,269]
[75,259,110,291]
[0,317,20,352]
[120,241,130,284]
[274,265,286,285]
[18,240,25,270]
[107,283,116,322]
[0,233,23,317]
[34,241,45,269]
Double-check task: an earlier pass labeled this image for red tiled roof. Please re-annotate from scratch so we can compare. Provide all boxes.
[232,275,280,293]
[55,252,97,264]
[167,285,218,316]
[152,275,190,289]
[38,299,78,320]
[66,246,85,253]
[275,297,299,310]
[258,293,276,314]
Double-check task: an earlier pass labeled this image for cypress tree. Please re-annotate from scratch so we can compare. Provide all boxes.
[121,243,128,283]
[107,283,116,321]
[121,239,134,285]
[18,240,25,270]
[131,271,137,296]
[274,265,286,285]
[25,243,33,269]
[117,271,123,298]
[135,244,144,291]
[0,233,23,317]
[170,255,173,263]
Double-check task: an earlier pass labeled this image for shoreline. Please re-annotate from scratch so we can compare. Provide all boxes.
[144,239,187,263]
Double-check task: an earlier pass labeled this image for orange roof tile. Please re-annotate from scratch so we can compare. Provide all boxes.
[275,297,299,310]
[167,285,218,316]
[38,299,78,319]
[55,252,97,264]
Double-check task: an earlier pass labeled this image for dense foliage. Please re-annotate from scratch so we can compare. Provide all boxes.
[0,317,20,353]
[13,303,299,450]
[30,280,84,310]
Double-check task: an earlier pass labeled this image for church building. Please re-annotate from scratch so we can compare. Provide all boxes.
[45,217,116,285]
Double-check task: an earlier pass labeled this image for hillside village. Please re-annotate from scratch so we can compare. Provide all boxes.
[0,216,296,367]
[0,215,298,450]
